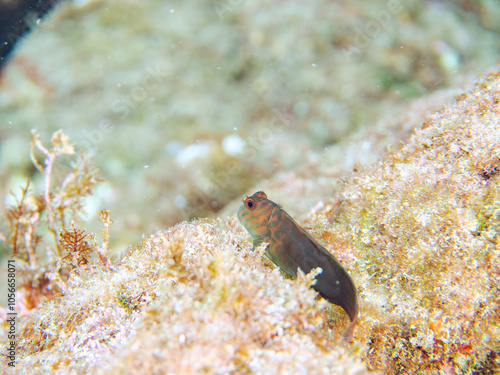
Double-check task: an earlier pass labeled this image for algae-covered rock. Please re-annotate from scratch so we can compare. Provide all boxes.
[320,72,500,373]
[1,72,498,374]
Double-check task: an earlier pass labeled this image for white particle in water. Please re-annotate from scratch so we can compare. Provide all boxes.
[174,195,187,208]
[222,135,245,156]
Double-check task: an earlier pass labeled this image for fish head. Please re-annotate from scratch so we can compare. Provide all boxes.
[237,191,275,236]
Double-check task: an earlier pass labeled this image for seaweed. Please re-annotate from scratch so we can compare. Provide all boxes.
[59,223,94,268]
[1,130,109,310]
[4,180,42,266]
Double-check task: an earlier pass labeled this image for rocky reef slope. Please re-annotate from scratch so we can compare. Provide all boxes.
[2,72,498,374]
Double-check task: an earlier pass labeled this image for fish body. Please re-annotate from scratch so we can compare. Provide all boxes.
[237,191,358,339]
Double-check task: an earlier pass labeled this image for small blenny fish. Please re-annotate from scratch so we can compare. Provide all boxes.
[237,191,358,340]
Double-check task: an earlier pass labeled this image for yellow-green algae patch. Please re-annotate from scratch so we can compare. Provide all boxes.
[2,73,500,374]
[314,72,500,373]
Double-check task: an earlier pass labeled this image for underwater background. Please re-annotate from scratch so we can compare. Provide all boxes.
[1,0,499,251]
[0,0,499,373]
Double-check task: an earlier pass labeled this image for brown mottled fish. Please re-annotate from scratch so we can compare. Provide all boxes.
[237,191,358,340]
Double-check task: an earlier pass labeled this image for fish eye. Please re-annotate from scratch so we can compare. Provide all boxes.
[245,198,256,210]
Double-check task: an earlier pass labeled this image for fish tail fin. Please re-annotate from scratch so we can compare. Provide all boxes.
[342,313,358,343]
